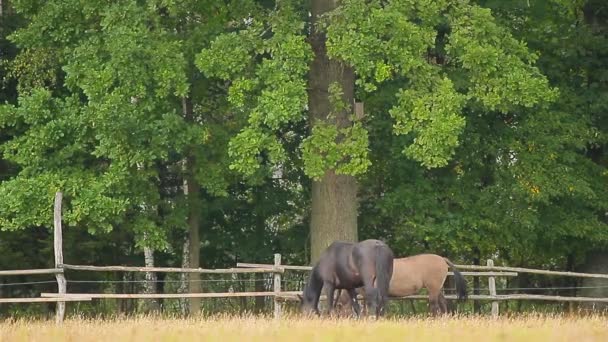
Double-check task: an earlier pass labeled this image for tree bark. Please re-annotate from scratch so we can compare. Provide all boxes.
[181,97,202,315]
[308,0,358,263]
[253,195,267,313]
[187,173,202,315]
[178,231,190,316]
[142,241,160,313]
[135,161,160,314]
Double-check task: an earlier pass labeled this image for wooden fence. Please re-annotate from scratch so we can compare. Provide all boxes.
[2,191,608,322]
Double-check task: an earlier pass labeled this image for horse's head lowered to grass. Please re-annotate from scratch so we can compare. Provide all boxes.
[299,239,394,319]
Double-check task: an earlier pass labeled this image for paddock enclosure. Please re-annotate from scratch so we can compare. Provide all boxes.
[2,193,608,322]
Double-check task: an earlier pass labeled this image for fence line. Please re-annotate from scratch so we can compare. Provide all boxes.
[41,291,281,299]
[237,262,608,280]
[0,297,92,304]
[0,268,62,276]
[5,278,607,291]
[0,280,59,287]
[453,264,608,279]
[236,264,516,278]
[2,191,608,321]
[274,292,608,304]
[237,263,311,271]
[61,264,283,274]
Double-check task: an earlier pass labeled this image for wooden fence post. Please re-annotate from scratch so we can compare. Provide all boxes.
[487,259,499,318]
[273,253,282,319]
[54,192,67,324]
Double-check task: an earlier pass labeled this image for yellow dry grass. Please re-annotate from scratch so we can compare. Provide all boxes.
[1,314,607,342]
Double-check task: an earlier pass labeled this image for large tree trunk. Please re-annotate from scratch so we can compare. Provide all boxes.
[181,97,202,315]
[308,0,358,263]
[186,172,202,315]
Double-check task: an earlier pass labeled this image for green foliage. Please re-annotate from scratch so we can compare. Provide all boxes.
[0,0,233,247]
[197,1,312,177]
[446,4,559,112]
[301,122,371,180]
[226,128,285,177]
[359,0,608,270]
[324,0,556,170]
[390,77,466,168]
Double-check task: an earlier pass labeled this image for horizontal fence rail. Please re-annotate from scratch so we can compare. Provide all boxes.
[0,297,92,304]
[41,291,283,299]
[237,263,312,271]
[0,268,63,276]
[60,264,283,274]
[235,263,517,278]
[237,262,608,279]
[453,265,608,279]
[274,292,608,304]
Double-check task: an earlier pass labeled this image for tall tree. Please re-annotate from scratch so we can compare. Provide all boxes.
[0,1,238,316]
[197,0,555,262]
[307,0,358,261]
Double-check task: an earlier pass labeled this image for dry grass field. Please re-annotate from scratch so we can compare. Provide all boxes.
[1,314,607,341]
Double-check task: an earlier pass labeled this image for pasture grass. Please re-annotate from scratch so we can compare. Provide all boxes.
[1,313,607,341]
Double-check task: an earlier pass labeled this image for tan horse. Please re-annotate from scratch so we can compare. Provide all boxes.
[335,254,467,316]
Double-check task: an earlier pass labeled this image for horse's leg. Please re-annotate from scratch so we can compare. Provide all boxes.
[428,296,440,316]
[333,289,342,311]
[363,283,379,319]
[438,292,448,314]
[347,288,361,318]
[324,282,336,317]
[428,288,442,316]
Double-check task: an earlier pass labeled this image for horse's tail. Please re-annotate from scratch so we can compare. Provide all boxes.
[444,257,467,301]
[375,243,394,308]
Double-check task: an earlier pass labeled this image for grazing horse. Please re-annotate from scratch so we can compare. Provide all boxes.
[335,254,467,316]
[299,239,394,318]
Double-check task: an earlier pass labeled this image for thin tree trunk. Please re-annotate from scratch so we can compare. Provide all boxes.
[142,241,160,313]
[252,192,267,314]
[254,273,265,313]
[566,253,577,314]
[472,254,481,314]
[187,175,202,315]
[308,0,358,263]
[178,231,190,316]
[136,161,160,314]
[121,272,135,315]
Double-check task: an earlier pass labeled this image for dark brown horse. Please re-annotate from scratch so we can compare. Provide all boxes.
[335,254,467,316]
[299,239,394,318]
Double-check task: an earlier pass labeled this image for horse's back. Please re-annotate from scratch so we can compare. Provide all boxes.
[317,241,354,263]
[351,239,393,268]
[389,254,449,296]
[316,239,393,279]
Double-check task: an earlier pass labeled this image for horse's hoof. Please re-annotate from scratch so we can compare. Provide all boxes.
[369,315,377,320]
